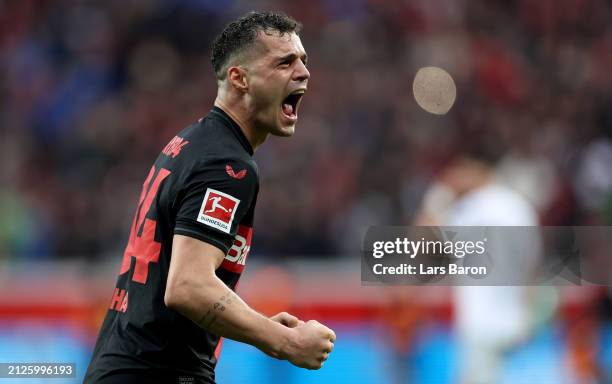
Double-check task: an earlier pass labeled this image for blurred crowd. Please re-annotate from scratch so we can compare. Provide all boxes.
[1,0,612,260]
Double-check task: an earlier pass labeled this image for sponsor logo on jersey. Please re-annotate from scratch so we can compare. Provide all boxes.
[221,225,252,273]
[197,188,240,233]
[226,164,247,180]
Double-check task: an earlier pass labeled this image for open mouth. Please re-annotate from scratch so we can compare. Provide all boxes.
[281,90,305,120]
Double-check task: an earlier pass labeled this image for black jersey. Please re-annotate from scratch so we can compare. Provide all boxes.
[85,107,259,384]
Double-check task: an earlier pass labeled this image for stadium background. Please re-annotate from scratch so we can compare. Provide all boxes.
[1,0,611,382]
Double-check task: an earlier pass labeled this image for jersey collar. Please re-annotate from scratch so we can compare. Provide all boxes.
[210,107,254,156]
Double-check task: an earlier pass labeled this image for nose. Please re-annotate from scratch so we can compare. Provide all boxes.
[294,60,310,82]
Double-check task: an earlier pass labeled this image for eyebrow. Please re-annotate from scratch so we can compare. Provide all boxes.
[276,52,308,64]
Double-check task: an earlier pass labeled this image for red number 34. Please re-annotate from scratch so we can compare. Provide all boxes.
[119,166,171,284]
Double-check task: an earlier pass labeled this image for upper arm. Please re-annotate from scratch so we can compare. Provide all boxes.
[165,159,257,308]
[171,234,225,279]
[165,234,225,309]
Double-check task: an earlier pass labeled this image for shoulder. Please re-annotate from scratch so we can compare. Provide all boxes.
[180,117,240,154]
[450,185,537,226]
[211,157,259,186]
[175,123,257,176]
[175,156,257,191]
[486,186,537,223]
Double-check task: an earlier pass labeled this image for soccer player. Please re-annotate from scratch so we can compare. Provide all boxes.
[417,145,540,384]
[85,12,335,384]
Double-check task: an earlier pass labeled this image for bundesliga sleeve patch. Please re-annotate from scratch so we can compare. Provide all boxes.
[197,188,240,234]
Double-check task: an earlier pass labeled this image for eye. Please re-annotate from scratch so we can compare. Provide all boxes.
[278,60,291,68]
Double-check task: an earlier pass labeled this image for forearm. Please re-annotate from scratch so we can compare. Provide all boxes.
[166,274,293,358]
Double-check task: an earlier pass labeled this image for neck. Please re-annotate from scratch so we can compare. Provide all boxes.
[214,97,268,151]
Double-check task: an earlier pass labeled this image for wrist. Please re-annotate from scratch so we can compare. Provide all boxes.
[261,320,296,359]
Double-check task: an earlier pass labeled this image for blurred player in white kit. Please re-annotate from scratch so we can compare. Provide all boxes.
[417,144,540,384]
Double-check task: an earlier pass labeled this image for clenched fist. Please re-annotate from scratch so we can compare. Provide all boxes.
[281,320,336,370]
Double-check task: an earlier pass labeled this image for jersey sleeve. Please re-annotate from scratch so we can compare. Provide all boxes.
[174,158,257,254]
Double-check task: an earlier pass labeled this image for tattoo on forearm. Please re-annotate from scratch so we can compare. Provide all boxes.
[218,291,237,304]
[198,291,238,329]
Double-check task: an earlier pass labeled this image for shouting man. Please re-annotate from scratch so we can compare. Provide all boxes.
[85,11,335,384]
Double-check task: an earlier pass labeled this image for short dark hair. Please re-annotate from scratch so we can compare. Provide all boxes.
[211,11,302,80]
[458,135,506,167]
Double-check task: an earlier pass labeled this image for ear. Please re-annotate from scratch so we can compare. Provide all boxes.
[227,66,248,92]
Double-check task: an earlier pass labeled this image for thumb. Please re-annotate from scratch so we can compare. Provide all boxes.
[271,312,301,328]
